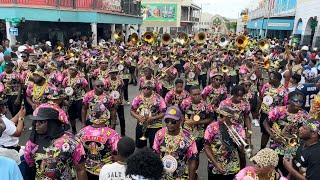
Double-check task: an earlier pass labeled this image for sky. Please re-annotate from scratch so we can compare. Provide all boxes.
[195,0,258,19]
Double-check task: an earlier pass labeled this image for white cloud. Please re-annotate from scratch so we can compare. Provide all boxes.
[194,0,255,19]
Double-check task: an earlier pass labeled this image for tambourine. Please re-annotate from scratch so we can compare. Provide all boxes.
[250,73,257,81]
[162,155,178,174]
[118,64,124,71]
[65,87,74,96]
[263,95,273,106]
[110,90,120,99]
[188,72,195,79]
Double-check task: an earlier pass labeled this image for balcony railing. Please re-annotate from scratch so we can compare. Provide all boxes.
[0,0,141,16]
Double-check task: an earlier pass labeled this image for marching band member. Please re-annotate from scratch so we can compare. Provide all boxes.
[26,69,50,110]
[104,67,126,136]
[184,56,201,92]
[23,106,87,180]
[158,59,178,97]
[205,106,245,179]
[62,66,89,133]
[139,66,162,94]
[77,100,121,180]
[202,70,227,113]
[0,61,22,116]
[130,80,166,148]
[263,91,310,176]
[180,85,214,174]
[81,79,116,128]
[92,59,109,80]
[164,78,189,107]
[117,49,131,105]
[153,106,198,180]
[259,71,288,149]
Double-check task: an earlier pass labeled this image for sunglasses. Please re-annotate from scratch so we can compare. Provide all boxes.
[215,78,223,81]
[96,85,104,88]
[21,56,27,58]
[165,119,178,124]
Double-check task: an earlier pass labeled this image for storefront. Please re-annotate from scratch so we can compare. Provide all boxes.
[247,18,294,39]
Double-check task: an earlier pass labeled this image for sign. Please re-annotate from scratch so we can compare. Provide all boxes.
[101,0,121,12]
[267,22,291,27]
[9,27,18,36]
[242,15,249,22]
[141,3,177,22]
[274,0,297,15]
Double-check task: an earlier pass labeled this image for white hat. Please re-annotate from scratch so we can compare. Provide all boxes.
[301,46,309,51]
[45,41,52,47]
[18,45,27,52]
[69,39,74,44]
[313,47,318,51]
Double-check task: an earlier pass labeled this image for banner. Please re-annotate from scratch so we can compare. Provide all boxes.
[101,0,121,12]
[274,0,297,15]
[141,3,177,22]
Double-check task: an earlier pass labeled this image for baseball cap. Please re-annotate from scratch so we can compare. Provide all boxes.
[164,106,182,121]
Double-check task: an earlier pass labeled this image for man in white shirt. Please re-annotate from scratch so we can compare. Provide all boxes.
[0,45,4,62]
[0,98,25,150]
[99,137,135,180]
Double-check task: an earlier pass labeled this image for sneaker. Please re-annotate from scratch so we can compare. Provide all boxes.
[126,101,130,105]
[28,127,33,130]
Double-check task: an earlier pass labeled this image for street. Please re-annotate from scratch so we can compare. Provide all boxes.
[19,83,262,179]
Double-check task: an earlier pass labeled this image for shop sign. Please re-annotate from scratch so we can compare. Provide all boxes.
[267,22,291,27]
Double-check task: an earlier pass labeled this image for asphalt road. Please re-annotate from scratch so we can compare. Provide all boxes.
[19,84,262,179]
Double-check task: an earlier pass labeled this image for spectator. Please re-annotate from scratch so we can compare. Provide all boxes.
[126,148,163,180]
[99,136,135,180]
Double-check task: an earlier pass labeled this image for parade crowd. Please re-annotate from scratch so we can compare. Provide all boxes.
[0,31,320,180]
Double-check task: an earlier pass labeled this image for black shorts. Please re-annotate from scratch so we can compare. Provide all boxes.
[195,138,205,154]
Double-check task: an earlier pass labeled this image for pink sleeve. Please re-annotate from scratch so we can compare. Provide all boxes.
[152,129,164,154]
[201,86,211,98]
[164,91,174,104]
[62,77,68,87]
[82,92,92,105]
[26,84,34,97]
[235,166,257,180]
[204,123,215,141]
[108,96,115,108]
[158,97,167,112]
[24,140,39,166]
[72,139,86,165]
[131,96,141,110]
[283,92,289,105]
[155,81,162,94]
[183,63,189,70]
[111,132,121,152]
[81,78,88,88]
[260,84,268,97]
[186,141,198,159]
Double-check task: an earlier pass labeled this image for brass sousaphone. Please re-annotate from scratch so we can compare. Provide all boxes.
[219,36,229,47]
[143,31,155,44]
[113,31,124,42]
[176,32,189,46]
[258,39,270,52]
[161,33,171,46]
[194,32,206,44]
[129,33,139,45]
[235,35,249,49]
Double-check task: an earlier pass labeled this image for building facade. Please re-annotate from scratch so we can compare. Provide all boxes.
[292,0,320,48]
[194,14,233,34]
[0,0,142,46]
[247,0,296,39]
[141,0,200,34]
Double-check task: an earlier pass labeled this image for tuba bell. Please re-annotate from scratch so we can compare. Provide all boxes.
[161,33,171,46]
[113,32,124,42]
[176,32,189,46]
[143,31,155,44]
[219,36,229,47]
[222,66,229,73]
[258,39,269,52]
[235,35,249,49]
[195,32,206,44]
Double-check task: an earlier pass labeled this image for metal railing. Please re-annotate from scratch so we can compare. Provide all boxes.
[0,0,141,16]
